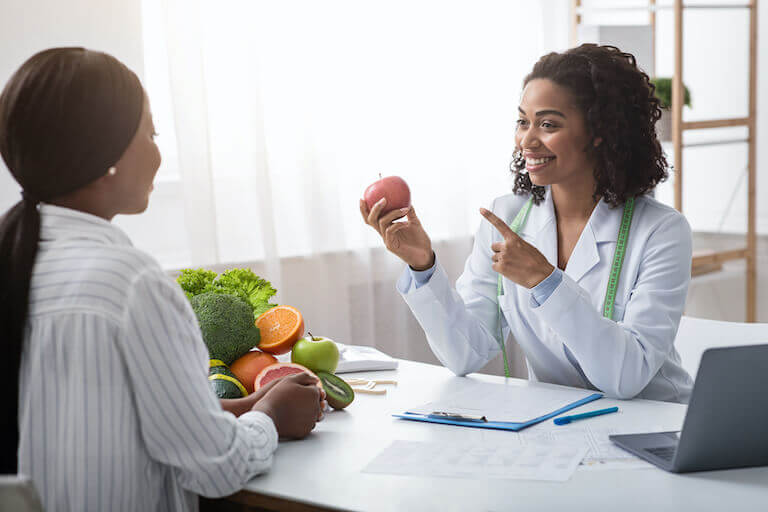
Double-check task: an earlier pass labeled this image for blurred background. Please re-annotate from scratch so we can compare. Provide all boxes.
[1,0,765,377]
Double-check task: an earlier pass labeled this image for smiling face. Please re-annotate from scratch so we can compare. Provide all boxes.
[515,78,596,190]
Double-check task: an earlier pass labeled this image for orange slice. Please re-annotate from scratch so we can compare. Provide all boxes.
[256,305,305,355]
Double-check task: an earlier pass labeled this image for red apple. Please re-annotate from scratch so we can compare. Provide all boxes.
[363,175,411,215]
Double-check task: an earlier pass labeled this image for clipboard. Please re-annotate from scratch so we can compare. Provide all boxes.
[393,392,603,432]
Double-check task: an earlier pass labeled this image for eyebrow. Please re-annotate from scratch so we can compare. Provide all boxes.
[518,107,567,119]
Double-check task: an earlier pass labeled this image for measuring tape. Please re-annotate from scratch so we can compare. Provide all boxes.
[495,196,635,377]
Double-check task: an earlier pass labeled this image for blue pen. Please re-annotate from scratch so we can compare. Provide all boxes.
[553,406,618,425]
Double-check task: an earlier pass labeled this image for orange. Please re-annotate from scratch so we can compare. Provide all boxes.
[229,350,278,394]
[255,305,305,355]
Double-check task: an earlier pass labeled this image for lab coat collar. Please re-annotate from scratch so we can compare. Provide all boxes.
[518,187,555,240]
[523,189,626,284]
[589,198,626,243]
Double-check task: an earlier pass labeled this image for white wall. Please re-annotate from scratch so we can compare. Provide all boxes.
[1,0,766,235]
[0,0,144,208]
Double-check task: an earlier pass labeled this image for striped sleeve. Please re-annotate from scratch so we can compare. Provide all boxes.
[116,269,278,497]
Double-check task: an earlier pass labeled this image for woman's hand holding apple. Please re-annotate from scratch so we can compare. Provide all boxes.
[359,198,434,271]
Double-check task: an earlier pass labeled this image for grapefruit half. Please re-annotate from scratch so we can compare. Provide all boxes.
[230,350,278,394]
[253,362,320,391]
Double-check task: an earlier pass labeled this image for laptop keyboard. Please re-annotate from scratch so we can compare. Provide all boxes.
[644,446,676,461]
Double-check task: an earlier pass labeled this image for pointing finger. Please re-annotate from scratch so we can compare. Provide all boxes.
[479,208,515,240]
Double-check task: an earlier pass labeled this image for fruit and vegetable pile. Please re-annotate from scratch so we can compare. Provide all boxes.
[177,268,354,410]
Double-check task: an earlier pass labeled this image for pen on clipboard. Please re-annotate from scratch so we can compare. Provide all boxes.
[428,411,488,423]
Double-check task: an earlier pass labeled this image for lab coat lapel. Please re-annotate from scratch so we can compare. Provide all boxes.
[565,199,622,283]
[520,189,557,266]
[563,220,600,284]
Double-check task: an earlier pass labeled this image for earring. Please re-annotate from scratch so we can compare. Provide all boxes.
[107,166,117,176]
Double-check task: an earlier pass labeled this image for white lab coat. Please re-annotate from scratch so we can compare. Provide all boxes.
[397,188,694,403]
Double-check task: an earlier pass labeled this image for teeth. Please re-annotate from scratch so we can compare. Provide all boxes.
[527,157,555,165]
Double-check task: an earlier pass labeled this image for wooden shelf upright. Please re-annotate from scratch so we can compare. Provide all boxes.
[572,0,759,322]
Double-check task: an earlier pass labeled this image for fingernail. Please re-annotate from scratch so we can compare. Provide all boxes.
[400,207,409,214]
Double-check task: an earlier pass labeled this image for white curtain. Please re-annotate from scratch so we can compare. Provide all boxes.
[122,0,553,374]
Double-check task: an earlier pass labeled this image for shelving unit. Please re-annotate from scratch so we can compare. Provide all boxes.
[571,0,758,321]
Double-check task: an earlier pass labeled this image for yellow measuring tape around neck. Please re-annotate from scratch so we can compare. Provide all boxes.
[495,196,636,377]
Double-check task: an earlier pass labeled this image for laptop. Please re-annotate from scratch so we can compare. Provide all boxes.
[610,344,768,473]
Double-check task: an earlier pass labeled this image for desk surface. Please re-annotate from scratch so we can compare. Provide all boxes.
[227,360,768,512]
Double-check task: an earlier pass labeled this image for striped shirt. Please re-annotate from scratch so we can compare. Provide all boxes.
[18,204,278,512]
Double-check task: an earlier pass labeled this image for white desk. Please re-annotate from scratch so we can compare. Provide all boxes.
[221,360,768,512]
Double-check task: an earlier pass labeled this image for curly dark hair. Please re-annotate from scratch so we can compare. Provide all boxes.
[511,44,668,206]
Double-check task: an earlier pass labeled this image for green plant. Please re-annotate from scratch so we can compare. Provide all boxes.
[177,267,277,320]
[651,77,691,109]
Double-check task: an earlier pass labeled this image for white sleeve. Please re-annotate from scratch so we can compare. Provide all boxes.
[118,269,278,497]
[531,213,692,399]
[396,199,504,376]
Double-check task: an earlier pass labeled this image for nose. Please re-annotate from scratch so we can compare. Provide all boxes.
[518,125,541,150]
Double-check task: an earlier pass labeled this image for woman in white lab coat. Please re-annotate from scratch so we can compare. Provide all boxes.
[360,44,694,403]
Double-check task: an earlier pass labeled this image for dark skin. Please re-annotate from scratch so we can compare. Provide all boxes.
[220,379,281,417]
[51,96,326,438]
[361,78,601,287]
[251,373,327,439]
[221,377,327,426]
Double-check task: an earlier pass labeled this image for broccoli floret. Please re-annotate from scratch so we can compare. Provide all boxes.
[190,292,261,364]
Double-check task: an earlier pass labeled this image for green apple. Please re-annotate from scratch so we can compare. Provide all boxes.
[291,334,340,373]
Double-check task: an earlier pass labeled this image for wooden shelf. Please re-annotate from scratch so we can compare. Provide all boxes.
[691,261,723,277]
[572,0,758,321]
[576,4,752,15]
[682,117,750,130]
[692,248,748,266]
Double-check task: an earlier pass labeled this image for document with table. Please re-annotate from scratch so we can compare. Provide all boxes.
[365,379,657,481]
[363,438,589,482]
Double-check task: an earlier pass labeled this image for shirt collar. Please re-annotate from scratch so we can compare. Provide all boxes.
[39,204,133,247]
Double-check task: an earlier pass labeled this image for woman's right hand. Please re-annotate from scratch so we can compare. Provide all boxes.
[359,198,434,270]
[251,372,325,439]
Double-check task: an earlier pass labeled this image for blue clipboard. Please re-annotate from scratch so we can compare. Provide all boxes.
[393,392,603,432]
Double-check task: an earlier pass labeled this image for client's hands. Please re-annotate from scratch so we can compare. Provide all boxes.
[251,372,326,439]
[220,379,280,417]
